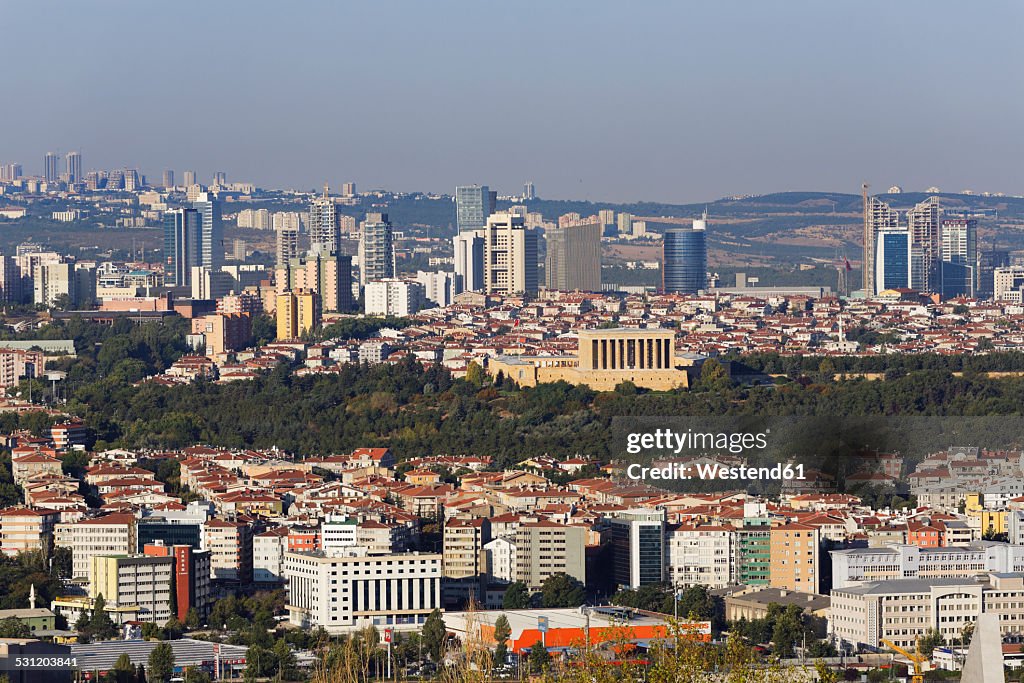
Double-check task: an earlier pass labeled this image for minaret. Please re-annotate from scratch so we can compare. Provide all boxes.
[29,584,36,610]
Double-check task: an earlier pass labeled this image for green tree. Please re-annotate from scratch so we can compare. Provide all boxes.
[527,641,550,674]
[421,608,447,663]
[182,668,210,683]
[90,594,118,640]
[696,358,730,392]
[540,573,586,608]
[465,361,486,387]
[919,627,945,656]
[243,644,277,680]
[492,614,511,668]
[0,618,29,638]
[184,608,200,630]
[272,638,297,680]
[113,654,134,683]
[147,642,175,683]
[502,582,531,609]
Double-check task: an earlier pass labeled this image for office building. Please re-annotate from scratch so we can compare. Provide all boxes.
[32,261,75,308]
[908,196,941,292]
[163,208,202,287]
[364,279,425,317]
[663,215,707,294]
[341,182,356,197]
[0,163,23,181]
[56,513,137,581]
[90,554,174,623]
[523,182,535,201]
[482,212,538,295]
[142,544,212,620]
[182,170,196,187]
[358,212,395,286]
[994,266,1024,301]
[453,231,484,292]
[65,152,81,184]
[192,192,224,271]
[202,518,253,583]
[415,270,460,307]
[831,573,1024,650]
[940,218,978,298]
[309,186,339,255]
[769,523,821,593]
[544,218,601,291]
[512,521,586,591]
[666,524,733,589]
[616,212,633,236]
[874,229,911,292]
[236,208,271,230]
[254,527,289,585]
[284,551,442,634]
[44,152,59,184]
[610,508,665,589]
[456,185,495,233]
[123,169,140,191]
[276,289,319,339]
[830,542,1024,590]
[137,518,202,550]
[190,266,235,300]
[162,170,175,188]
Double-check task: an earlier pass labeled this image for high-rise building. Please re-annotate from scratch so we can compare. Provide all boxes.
[769,523,821,593]
[415,270,460,307]
[162,170,175,188]
[309,185,339,255]
[939,218,978,298]
[617,212,633,236]
[862,193,901,294]
[456,185,494,233]
[609,508,665,590]
[182,170,196,187]
[874,229,911,293]
[142,544,212,621]
[65,152,81,183]
[0,164,23,181]
[281,254,353,313]
[523,182,535,201]
[341,182,356,197]
[663,215,707,294]
[214,171,227,186]
[192,192,224,271]
[544,218,601,291]
[908,196,941,292]
[512,521,586,591]
[90,554,174,623]
[276,289,320,339]
[163,208,202,287]
[43,153,60,184]
[453,231,484,292]
[32,261,76,308]
[276,226,301,268]
[482,212,538,295]
[123,168,140,191]
[358,212,395,286]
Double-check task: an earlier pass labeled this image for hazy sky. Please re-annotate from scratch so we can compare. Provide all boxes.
[4,1,1022,203]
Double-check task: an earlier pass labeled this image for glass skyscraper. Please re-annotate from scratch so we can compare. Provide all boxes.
[663,219,707,294]
[192,192,224,271]
[163,208,202,287]
[455,185,495,233]
[875,230,910,293]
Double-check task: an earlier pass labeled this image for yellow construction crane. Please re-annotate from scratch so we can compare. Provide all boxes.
[881,638,929,683]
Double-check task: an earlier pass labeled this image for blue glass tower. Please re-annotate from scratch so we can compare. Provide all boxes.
[663,220,707,294]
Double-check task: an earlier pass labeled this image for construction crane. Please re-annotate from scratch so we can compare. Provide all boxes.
[881,638,929,683]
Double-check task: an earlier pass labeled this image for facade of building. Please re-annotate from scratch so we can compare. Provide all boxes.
[453,231,484,293]
[663,217,707,294]
[0,508,61,556]
[163,208,202,287]
[875,229,911,292]
[666,524,733,589]
[544,219,602,292]
[284,551,442,634]
[142,543,212,620]
[202,519,253,583]
[443,517,491,580]
[276,289,320,339]
[192,192,224,272]
[610,508,665,589]
[358,213,396,287]
[56,513,138,580]
[482,213,538,296]
[90,554,174,623]
[309,188,339,255]
[512,522,586,591]
[830,542,1024,589]
[455,185,494,233]
[364,279,425,317]
[769,523,821,593]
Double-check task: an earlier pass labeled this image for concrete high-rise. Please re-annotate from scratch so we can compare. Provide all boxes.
[162,170,175,189]
[453,231,484,292]
[544,217,602,291]
[182,170,196,187]
[192,192,224,271]
[663,214,707,294]
[523,182,535,201]
[309,185,339,255]
[65,152,81,183]
[44,153,60,184]
[280,253,353,313]
[940,218,977,298]
[163,208,202,287]
[908,196,941,292]
[276,289,319,339]
[863,193,902,294]
[276,226,301,268]
[482,212,538,296]
[358,212,395,286]
[456,185,495,233]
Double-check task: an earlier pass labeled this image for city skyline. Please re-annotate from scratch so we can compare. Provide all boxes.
[3,1,1022,203]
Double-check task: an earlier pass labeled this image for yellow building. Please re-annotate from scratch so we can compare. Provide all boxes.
[965,493,1009,537]
[489,327,693,391]
[276,289,320,339]
[769,523,821,593]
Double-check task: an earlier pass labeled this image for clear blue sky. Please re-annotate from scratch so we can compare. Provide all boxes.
[4,1,1022,203]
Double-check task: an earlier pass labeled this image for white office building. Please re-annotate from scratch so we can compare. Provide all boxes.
[364,279,425,317]
[284,551,442,634]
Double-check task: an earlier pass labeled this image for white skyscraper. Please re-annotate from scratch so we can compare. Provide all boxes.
[482,212,537,295]
[309,185,339,255]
